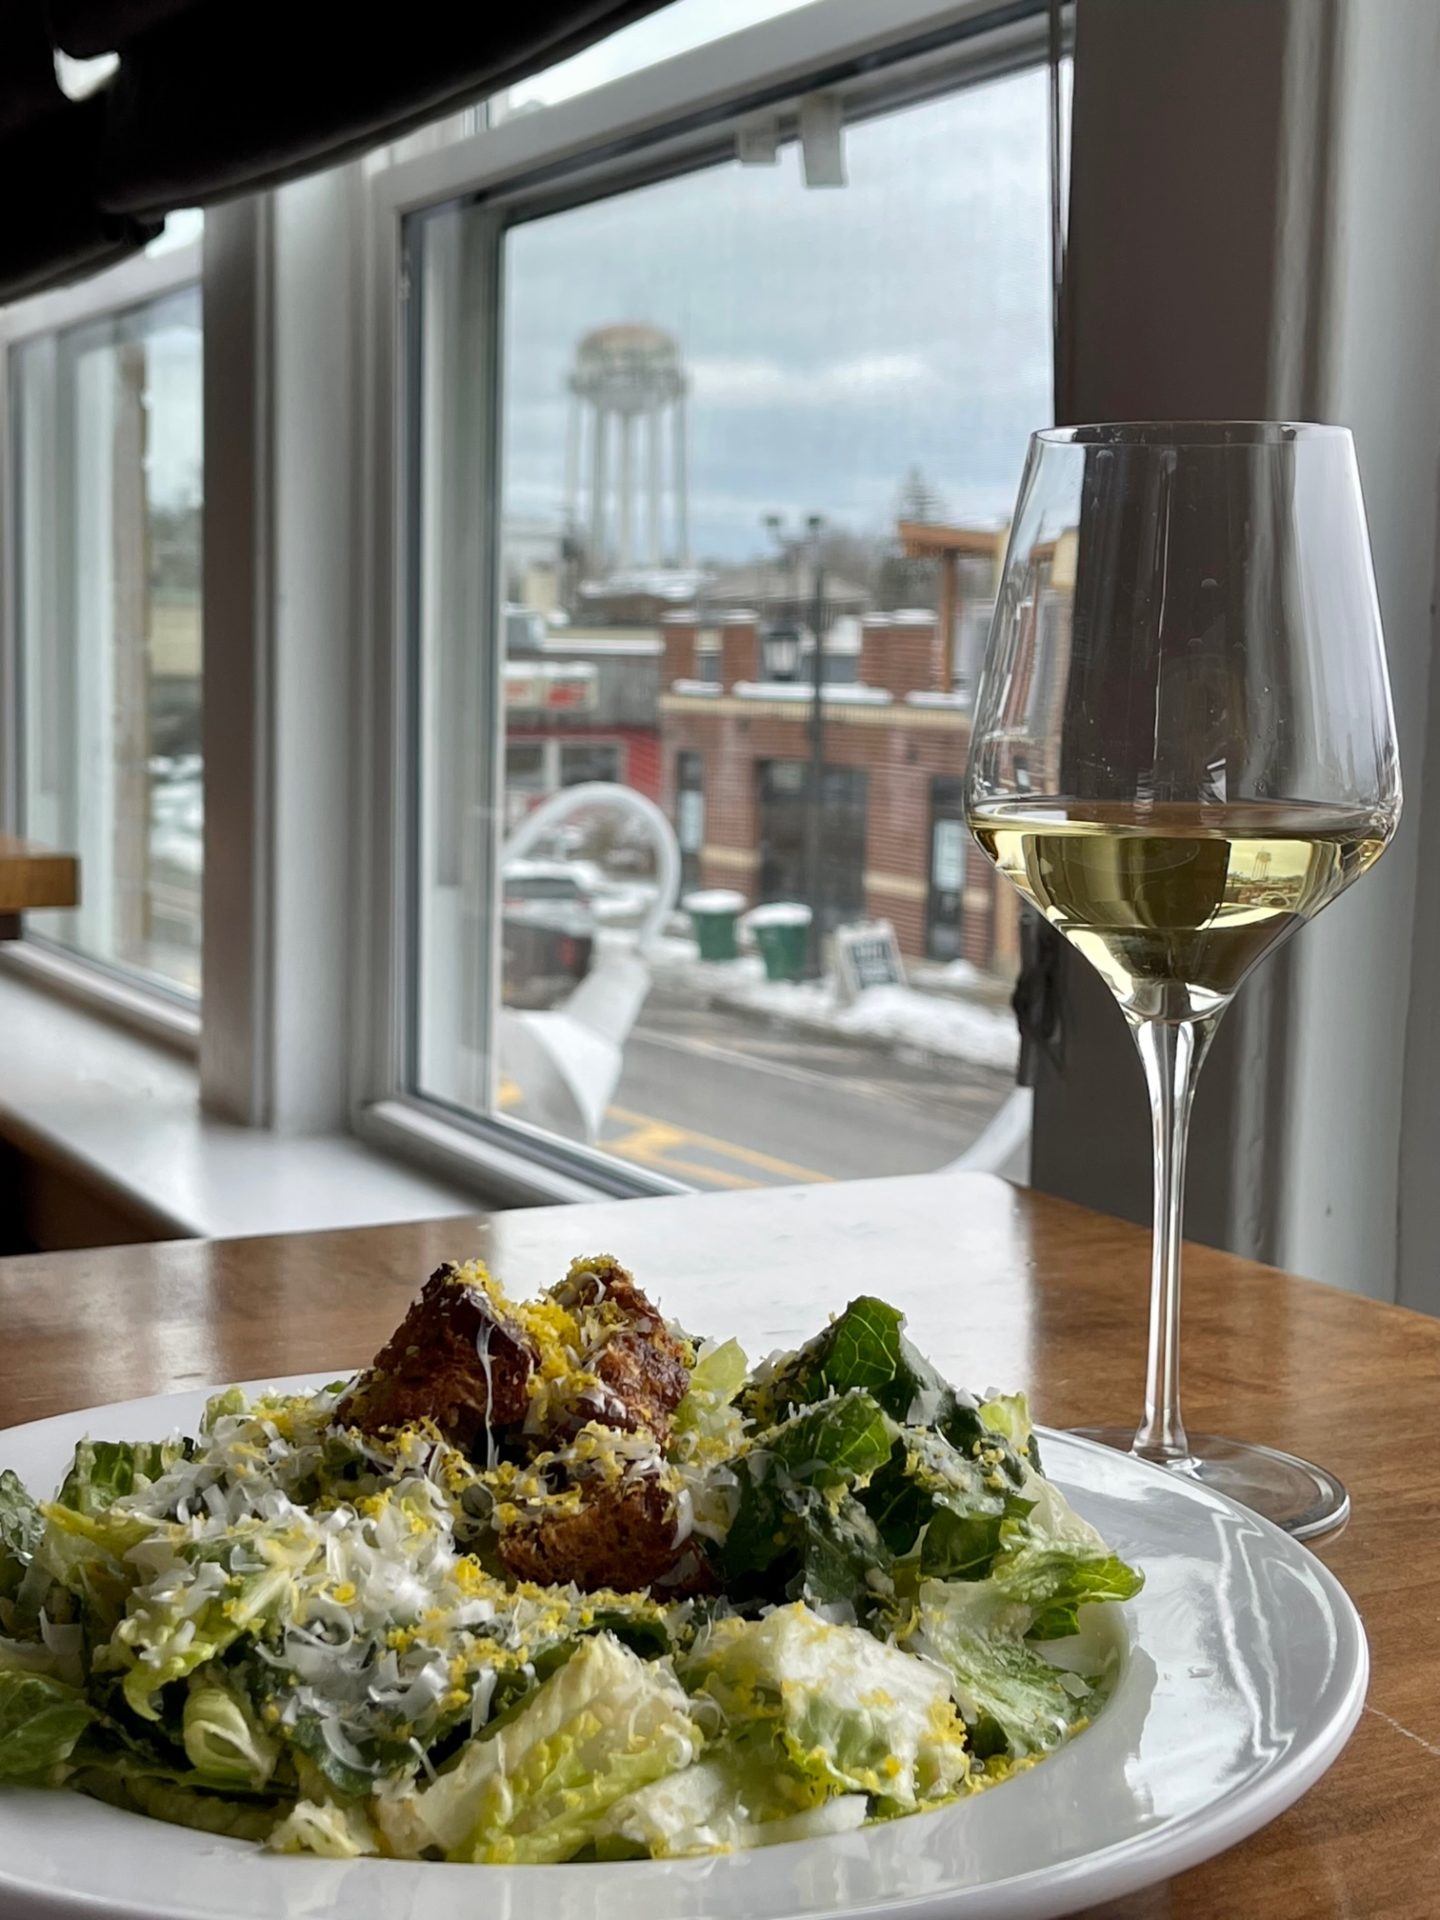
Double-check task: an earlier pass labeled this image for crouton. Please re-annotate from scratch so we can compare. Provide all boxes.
[342,1263,535,1449]
[555,1257,690,1445]
[497,1471,708,1594]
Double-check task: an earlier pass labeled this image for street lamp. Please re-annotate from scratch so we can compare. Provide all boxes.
[763,511,827,974]
[760,513,785,629]
[802,513,827,977]
[762,626,802,682]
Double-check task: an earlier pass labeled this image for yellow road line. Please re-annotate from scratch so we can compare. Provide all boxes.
[603,1121,761,1190]
[606,1105,832,1185]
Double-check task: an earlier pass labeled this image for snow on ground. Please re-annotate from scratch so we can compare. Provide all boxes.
[722,976,1019,1072]
[915,956,990,991]
[589,881,660,927]
[600,929,1019,1073]
[600,928,712,968]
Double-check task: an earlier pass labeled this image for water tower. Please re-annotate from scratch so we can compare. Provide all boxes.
[565,325,689,573]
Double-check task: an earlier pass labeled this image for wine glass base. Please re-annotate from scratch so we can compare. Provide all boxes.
[1069,1427,1350,1540]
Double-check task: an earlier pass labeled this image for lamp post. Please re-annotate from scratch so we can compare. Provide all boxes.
[762,627,801,682]
[763,513,827,974]
[803,513,826,975]
[761,512,784,629]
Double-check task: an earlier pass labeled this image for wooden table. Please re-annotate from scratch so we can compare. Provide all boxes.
[0,1172,1433,1918]
[0,831,79,938]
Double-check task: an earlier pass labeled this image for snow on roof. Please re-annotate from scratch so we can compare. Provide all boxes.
[732,681,893,706]
[580,567,715,600]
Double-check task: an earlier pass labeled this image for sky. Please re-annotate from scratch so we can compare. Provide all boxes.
[501,51,1056,565]
[12,283,202,514]
[142,292,203,512]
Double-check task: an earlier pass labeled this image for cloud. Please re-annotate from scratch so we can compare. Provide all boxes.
[689,351,936,409]
[496,62,1057,558]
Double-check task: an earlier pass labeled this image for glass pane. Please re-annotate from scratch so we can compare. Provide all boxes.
[12,285,203,993]
[413,65,1054,1182]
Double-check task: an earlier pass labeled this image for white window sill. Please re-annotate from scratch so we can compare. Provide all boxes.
[0,970,480,1240]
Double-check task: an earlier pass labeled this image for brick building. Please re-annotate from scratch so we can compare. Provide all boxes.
[657,607,1023,975]
[503,616,663,829]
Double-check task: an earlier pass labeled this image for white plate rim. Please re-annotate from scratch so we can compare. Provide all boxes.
[0,1377,1369,1920]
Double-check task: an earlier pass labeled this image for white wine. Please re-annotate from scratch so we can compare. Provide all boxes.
[968,799,1392,1021]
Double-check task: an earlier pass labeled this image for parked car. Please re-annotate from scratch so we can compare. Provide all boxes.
[501,860,596,1008]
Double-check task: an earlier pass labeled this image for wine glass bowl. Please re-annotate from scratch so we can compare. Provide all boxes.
[965,423,1400,1537]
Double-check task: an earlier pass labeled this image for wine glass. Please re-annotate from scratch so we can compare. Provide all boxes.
[965,422,1401,1538]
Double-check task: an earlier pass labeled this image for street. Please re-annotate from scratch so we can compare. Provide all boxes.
[596,991,1015,1190]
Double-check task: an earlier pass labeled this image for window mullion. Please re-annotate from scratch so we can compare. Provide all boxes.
[408,205,506,1113]
[201,172,369,1133]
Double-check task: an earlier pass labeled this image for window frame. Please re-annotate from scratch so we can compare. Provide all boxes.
[0,234,204,1043]
[354,0,1063,1203]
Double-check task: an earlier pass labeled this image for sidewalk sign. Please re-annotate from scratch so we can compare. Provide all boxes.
[833,920,905,1003]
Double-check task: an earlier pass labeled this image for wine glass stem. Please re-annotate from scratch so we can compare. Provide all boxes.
[1128,1012,1221,1468]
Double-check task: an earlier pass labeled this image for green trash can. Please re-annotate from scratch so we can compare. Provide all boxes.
[747,902,813,982]
[684,889,747,962]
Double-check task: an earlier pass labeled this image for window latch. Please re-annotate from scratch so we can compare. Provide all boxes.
[799,91,846,188]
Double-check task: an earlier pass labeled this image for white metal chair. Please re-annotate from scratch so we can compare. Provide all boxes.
[497,783,681,1144]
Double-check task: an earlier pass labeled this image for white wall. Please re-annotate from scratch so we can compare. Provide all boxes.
[1282,0,1440,1305]
[1038,0,1440,1305]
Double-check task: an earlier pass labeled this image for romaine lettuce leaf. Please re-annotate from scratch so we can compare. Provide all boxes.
[0,1470,42,1602]
[376,1632,703,1864]
[864,1427,1033,1583]
[1003,1548,1142,1642]
[745,1296,1007,1464]
[257,1683,416,1801]
[599,1729,865,1858]
[183,1673,280,1791]
[745,1297,908,1422]
[989,1472,1143,1639]
[979,1390,1042,1471]
[683,1602,969,1813]
[22,1507,136,1648]
[0,1669,95,1781]
[114,1557,295,1719]
[904,1578,1101,1760]
[722,1389,898,1614]
[674,1337,749,1433]
[269,1797,377,1857]
[0,1615,84,1688]
[979,1391,1032,1448]
[721,1459,891,1618]
[57,1439,186,1517]
[760,1390,897,1490]
[902,1471,1139,1755]
[70,1761,284,1841]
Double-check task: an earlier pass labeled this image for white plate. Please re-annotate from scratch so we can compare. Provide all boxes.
[0,1378,1366,1920]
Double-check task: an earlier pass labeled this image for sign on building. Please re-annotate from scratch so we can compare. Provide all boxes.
[503,663,598,712]
[931,817,966,893]
[833,920,906,1002]
[677,788,704,854]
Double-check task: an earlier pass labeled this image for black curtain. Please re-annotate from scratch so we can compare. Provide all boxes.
[0,0,670,301]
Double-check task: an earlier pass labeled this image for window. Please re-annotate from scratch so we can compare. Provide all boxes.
[675,750,705,894]
[505,742,548,829]
[926,776,967,962]
[11,285,202,994]
[560,741,623,786]
[495,0,819,117]
[404,20,1053,1192]
[757,761,868,938]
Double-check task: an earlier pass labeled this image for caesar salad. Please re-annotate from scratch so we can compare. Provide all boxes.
[0,1257,1141,1862]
